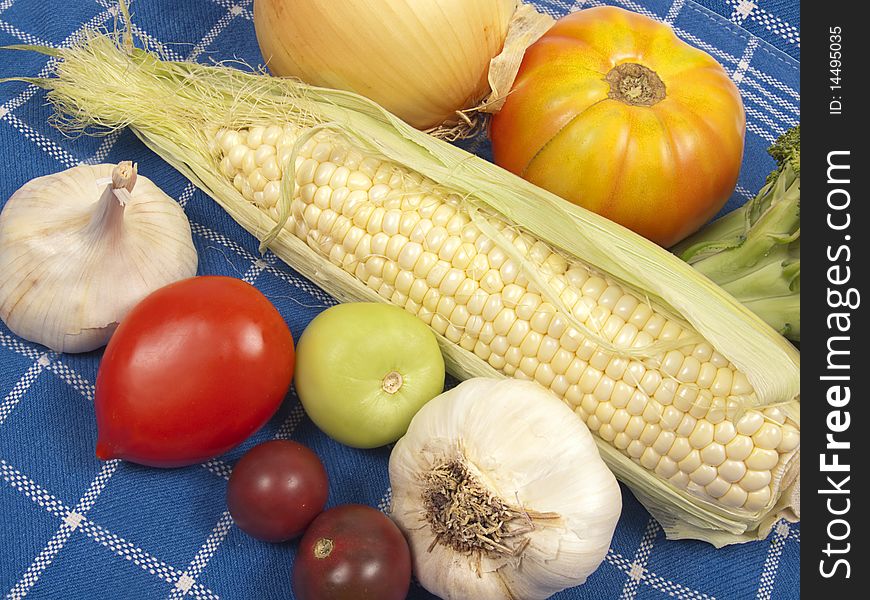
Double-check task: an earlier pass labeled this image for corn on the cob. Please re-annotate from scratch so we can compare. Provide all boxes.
[13,28,799,545]
[210,125,797,514]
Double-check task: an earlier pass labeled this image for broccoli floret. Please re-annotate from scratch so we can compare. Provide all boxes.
[768,125,800,177]
[673,126,800,341]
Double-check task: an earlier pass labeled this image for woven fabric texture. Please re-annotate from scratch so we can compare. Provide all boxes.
[0,1,800,598]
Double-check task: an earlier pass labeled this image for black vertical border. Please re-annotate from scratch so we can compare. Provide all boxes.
[802,1,865,596]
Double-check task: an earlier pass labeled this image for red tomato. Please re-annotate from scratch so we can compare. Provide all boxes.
[94,276,295,467]
[227,440,328,542]
[293,505,412,600]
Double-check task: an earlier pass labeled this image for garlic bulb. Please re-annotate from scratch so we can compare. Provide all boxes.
[389,378,621,600]
[0,162,197,353]
[253,0,518,130]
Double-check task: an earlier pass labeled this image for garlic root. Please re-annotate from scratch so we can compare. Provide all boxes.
[389,378,621,600]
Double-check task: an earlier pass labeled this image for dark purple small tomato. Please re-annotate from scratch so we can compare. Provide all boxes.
[293,504,412,600]
[226,440,328,542]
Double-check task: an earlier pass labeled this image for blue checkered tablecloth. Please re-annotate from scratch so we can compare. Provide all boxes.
[0,1,800,598]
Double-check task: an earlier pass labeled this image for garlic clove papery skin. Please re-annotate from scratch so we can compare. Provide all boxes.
[389,378,622,600]
[0,163,198,353]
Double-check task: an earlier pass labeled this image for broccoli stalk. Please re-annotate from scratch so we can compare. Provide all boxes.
[672,126,800,341]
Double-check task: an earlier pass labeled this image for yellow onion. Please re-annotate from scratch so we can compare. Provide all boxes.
[253,0,518,129]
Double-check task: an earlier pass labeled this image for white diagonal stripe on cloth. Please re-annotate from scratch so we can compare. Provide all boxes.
[0,459,70,518]
[376,487,392,513]
[735,184,755,200]
[241,254,275,285]
[0,112,80,169]
[0,5,116,113]
[744,105,789,138]
[201,458,232,481]
[0,356,48,425]
[532,1,561,17]
[187,7,241,62]
[643,569,716,600]
[183,583,221,600]
[732,37,759,85]
[665,0,687,24]
[605,548,633,571]
[0,458,221,600]
[73,460,120,513]
[0,331,43,361]
[743,76,800,117]
[543,0,576,11]
[45,361,95,402]
[168,511,234,600]
[64,7,120,46]
[605,547,715,600]
[597,0,657,19]
[5,460,120,598]
[728,58,801,102]
[82,520,181,581]
[619,517,659,599]
[179,401,309,596]
[0,0,17,14]
[0,18,52,47]
[190,222,336,306]
[737,2,800,47]
[208,0,253,20]
[0,459,218,599]
[741,88,799,127]
[746,121,776,144]
[3,59,58,114]
[274,402,307,439]
[755,521,791,600]
[98,0,253,25]
[82,130,124,165]
[675,28,799,99]
[125,24,185,62]
[178,182,198,209]
[671,28,799,100]
[5,522,78,600]
[730,0,756,23]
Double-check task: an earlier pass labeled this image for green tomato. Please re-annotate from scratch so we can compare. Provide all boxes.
[294,303,445,448]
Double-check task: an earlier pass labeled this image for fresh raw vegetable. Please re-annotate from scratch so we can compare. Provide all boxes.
[293,504,412,600]
[390,378,621,600]
[226,440,328,542]
[490,6,746,247]
[18,25,800,545]
[253,0,517,130]
[0,161,196,352]
[674,126,800,341]
[294,303,444,448]
[94,276,295,467]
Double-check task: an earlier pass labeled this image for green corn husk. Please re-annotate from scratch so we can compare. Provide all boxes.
[674,127,800,341]
[3,27,799,546]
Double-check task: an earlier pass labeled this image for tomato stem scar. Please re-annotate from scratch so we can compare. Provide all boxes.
[382,371,404,394]
[313,537,334,559]
[605,63,666,106]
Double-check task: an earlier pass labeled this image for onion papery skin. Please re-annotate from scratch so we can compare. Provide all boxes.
[253,0,517,129]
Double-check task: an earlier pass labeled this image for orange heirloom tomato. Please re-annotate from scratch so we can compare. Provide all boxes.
[491,7,745,247]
